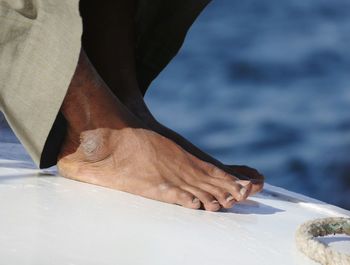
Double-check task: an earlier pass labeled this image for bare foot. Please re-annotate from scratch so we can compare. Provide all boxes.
[58,127,252,211]
[57,50,252,211]
[123,99,264,195]
[78,0,264,196]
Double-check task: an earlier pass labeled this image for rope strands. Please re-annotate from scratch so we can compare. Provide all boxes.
[296,217,350,265]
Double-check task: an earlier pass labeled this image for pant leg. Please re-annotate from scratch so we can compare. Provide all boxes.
[0,0,209,168]
[0,0,82,167]
[55,0,210,168]
[135,0,211,95]
[80,0,211,96]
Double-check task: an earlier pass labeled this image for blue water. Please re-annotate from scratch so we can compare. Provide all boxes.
[145,0,350,209]
[0,0,349,210]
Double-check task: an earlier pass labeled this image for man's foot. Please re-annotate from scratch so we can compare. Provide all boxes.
[58,127,252,211]
[122,98,265,195]
[78,0,264,196]
[57,50,252,211]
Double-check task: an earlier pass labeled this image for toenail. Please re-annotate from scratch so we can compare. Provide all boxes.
[192,197,199,204]
[240,187,247,197]
[226,195,235,202]
[211,200,220,204]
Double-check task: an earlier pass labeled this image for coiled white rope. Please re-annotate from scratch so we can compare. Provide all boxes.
[295,217,350,265]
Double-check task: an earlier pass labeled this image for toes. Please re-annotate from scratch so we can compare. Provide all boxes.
[181,185,221,212]
[237,180,252,200]
[216,177,251,201]
[204,164,252,201]
[163,186,201,209]
[223,180,251,201]
[228,165,264,194]
[196,183,236,209]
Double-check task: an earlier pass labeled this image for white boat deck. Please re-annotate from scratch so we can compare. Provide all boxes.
[0,142,349,265]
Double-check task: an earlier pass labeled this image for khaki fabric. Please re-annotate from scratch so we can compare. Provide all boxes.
[0,0,210,168]
[0,0,82,166]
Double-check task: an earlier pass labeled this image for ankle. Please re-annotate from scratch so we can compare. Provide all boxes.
[62,50,144,131]
[59,127,114,163]
[79,128,114,161]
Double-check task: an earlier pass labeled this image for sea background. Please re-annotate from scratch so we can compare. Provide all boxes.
[145,0,350,209]
[0,0,349,209]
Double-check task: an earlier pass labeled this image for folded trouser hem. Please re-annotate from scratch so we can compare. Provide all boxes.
[0,0,82,168]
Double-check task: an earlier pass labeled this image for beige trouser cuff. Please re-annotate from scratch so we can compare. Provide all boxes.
[0,0,82,167]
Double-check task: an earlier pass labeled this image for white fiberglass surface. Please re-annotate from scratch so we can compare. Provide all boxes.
[0,143,349,265]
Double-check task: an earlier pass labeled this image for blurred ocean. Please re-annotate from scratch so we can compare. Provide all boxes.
[145,0,350,209]
[0,0,349,209]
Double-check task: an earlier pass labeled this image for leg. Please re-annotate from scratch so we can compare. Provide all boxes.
[80,0,142,106]
[57,49,252,211]
[80,0,264,194]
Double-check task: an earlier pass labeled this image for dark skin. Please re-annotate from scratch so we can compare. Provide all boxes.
[57,0,264,211]
[58,49,253,211]
[80,0,264,194]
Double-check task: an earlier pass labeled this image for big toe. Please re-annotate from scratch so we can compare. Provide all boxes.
[228,165,264,194]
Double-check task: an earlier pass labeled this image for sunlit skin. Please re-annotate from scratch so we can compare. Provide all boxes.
[80,0,265,196]
[58,0,264,211]
[57,50,253,211]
